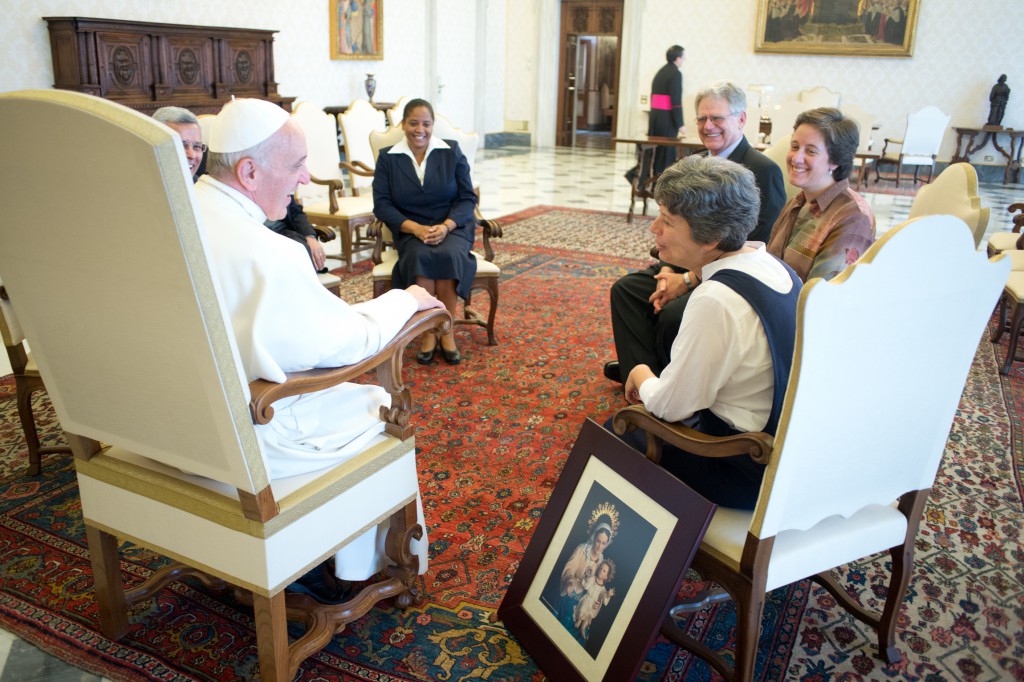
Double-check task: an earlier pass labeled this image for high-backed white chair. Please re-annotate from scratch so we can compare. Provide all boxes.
[338,99,387,196]
[763,132,799,202]
[875,106,951,186]
[0,89,450,682]
[613,214,1008,682]
[291,101,376,271]
[0,283,71,475]
[799,85,841,108]
[908,163,989,248]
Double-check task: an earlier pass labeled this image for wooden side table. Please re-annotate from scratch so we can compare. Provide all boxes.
[612,136,707,222]
[951,126,1022,184]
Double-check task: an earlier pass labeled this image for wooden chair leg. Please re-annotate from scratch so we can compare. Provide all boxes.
[85,524,130,640]
[252,591,292,682]
[341,223,354,272]
[1000,297,1024,375]
[992,293,1009,343]
[15,379,42,475]
[731,586,764,682]
[895,162,902,187]
[483,279,499,346]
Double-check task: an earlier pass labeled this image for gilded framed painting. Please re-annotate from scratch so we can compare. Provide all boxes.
[755,0,920,57]
[330,0,383,60]
[497,419,716,682]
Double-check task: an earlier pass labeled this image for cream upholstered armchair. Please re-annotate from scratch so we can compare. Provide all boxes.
[985,202,1024,258]
[366,128,503,345]
[0,283,71,475]
[907,162,989,248]
[613,214,1007,682]
[0,90,450,682]
[874,106,951,186]
[290,101,376,271]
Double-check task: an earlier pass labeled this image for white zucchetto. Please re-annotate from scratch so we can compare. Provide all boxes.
[208,98,289,153]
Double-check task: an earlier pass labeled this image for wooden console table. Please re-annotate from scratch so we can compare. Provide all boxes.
[951,126,1023,185]
[44,16,294,115]
[612,136,708,223]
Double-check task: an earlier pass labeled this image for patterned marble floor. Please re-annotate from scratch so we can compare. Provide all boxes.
[0,145,1021,679]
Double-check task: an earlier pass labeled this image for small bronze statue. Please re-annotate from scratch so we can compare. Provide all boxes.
[987,75,1010,127]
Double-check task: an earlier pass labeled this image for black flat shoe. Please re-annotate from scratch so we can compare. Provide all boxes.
[416,347,436,365]
[603,360,621,383]
[441,347,461,365]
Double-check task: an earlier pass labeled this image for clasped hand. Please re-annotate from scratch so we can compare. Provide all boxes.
[648,270,688,314]
[419,223,448,246]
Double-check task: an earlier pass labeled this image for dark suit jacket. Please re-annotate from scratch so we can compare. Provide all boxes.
[726,137,786,244]
[372,140,477,236]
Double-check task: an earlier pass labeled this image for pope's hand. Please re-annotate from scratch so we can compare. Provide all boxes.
[405,285,445,311]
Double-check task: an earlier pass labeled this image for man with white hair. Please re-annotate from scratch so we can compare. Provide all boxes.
[194,98,442,594]
[604,82,785,386]
[153,106,205,178]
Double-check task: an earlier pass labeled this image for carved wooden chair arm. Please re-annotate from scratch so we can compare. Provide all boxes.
[306,175,346,214]
[477,210,502,262]
[369,219,387,265]
[248,308,451,439]
[312,224,336,242]
[611,404,774,465]
[1010,203,1024,233]
[340,160,375,179]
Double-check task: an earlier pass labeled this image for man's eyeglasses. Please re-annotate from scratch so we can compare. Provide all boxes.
[694,113,739,126]
[182,141,208,153]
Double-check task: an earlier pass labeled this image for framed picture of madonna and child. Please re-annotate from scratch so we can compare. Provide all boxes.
[497,419,716,682]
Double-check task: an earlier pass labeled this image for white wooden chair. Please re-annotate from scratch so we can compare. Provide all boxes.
[0,89,449,682]
[908,162,989,248]
[338,98,387,197]
[613,214,1008,682]
[290,101,376,271]
[799,85,841,108]
[875,106,951,186]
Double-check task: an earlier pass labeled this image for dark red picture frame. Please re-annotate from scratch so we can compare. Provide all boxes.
[498,419,716,681]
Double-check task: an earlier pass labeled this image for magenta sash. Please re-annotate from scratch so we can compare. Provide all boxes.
[650,94,672,110]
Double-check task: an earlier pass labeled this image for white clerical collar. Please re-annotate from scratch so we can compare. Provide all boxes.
[388,135,451,163]
[197,175,268,223]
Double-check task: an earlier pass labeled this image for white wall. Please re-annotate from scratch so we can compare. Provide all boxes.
[0,0,487,133]
[622,0,1022,163]
[4,0,1021,162]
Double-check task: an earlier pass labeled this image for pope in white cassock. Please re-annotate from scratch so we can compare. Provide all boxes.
[193,98,444,588]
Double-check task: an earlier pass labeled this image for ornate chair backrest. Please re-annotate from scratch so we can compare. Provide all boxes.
[432,114,480,187]
[750,215,1008,539]
[798,85,841,108]
[908,162,990,248]
[841,103,877,152]
[763,132,799,201]
[338,99,386,194]
[0,90,269,493]
[369,127,404,163]
[387,96,414,128]
[900,106,951,162]
[291,101,343,206]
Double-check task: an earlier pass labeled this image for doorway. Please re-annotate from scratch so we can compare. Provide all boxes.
[556,1,623,149]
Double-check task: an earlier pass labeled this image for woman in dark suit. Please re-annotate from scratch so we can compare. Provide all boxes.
[372,98,478,364]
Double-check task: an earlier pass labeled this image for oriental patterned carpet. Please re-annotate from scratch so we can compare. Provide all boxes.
[1,206,1022,681]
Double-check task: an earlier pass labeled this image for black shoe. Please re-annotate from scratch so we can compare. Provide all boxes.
[441,347,461,365]
[603,361,621,383]
[416,347,436,365]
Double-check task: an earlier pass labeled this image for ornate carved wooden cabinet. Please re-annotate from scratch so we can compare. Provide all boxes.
[44,17,294,114]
